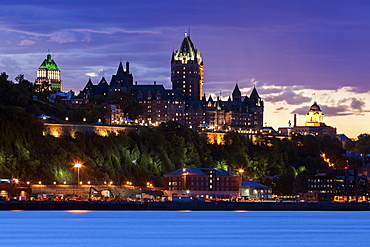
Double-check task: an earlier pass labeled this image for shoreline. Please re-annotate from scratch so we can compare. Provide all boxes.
[1,201,370,211]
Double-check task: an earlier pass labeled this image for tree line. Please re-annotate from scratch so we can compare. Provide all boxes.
[0,72,365,195]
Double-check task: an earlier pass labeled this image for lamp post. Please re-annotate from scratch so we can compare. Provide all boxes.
[238,168,245,186]
[74,163,82,187]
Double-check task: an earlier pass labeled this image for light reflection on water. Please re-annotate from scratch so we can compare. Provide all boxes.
[0,210,369,247]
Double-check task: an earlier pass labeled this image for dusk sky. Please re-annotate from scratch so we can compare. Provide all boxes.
[1,1,370,138]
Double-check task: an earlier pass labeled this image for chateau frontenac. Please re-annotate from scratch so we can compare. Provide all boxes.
[79,33,264,131]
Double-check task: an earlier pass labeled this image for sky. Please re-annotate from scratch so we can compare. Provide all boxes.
[1,0,370,138]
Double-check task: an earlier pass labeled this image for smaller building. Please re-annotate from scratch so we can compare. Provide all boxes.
[305,169,368,202]
[0,179,32,200]
[278,102,337,138]
[239,180,272,200]
[48,91,87,106]
[163,167,240,200]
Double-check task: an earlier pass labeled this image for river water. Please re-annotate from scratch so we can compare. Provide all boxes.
[1,210,369,246]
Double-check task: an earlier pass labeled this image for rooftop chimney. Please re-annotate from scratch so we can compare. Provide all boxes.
[294,114,297,127]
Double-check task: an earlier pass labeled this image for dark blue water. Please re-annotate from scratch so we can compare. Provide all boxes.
[0,210,369,246]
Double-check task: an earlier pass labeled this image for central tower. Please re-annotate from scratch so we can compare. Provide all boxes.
[171,33,204,101]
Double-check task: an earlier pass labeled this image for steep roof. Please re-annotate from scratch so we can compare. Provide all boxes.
[232,83,241,97]
[250,86,260,100]
[39,54,59,70]
[241,181,268,188]
[131,85,184,101]
[173,33,203,63]
[116,62,125,76]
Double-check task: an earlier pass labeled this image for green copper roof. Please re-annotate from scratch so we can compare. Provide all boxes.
[39,54,60,70]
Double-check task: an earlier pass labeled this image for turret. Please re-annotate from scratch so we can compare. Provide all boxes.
[232,83,241,102]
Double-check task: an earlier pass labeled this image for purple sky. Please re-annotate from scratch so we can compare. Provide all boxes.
[1,1,370,137]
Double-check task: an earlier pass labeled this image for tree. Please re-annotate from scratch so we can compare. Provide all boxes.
[354,134,370,154]
[109,91,143,120]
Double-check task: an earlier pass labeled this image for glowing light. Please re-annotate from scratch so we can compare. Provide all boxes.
[66,210,91,214]
[74,164,82,168]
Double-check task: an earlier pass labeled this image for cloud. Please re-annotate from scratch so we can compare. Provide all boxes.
[18,39,36,46]
[349,98,365,112]
[263,87,311,105]
[49,32,76,44]
[292,99,367,117]
[85,72,98,77]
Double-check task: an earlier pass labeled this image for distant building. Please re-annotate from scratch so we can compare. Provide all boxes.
[278,102,336,138]
[163,167,240,199]
[337,133,351,147]
[48,91,87,106]
[36,54,62,92]
[79,33,264,131]
[304,168,369,202]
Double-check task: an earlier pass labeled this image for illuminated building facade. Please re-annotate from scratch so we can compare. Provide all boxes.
[163,167,240,199]
[79,34,264,131]
[36,54,62,92]
[306,101,324,126]
[278,102,336,137]
[306,169,368,202]
[171,32,204,101]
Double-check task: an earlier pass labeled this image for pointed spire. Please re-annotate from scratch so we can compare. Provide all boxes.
[250,86,260,100]
[249,86,263,107]
[86,78,93,86]
[117,62,125,76]
[232,82,241,102]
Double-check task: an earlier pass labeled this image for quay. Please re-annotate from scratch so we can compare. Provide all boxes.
[1,201,370,211]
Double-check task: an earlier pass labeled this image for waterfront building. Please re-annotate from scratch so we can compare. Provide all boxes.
[0,179,32,199]
[36,54,62,92]
[305,168,368,202]
[239,180,272,200]
[163,167,240,199]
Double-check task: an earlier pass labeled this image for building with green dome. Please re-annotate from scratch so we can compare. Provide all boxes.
[36,54,62,92]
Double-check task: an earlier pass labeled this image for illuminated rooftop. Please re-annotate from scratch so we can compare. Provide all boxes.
[39,54,60,70]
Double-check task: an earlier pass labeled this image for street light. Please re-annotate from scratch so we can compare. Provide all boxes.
[74,163,82,187]
[238,168,245,185]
